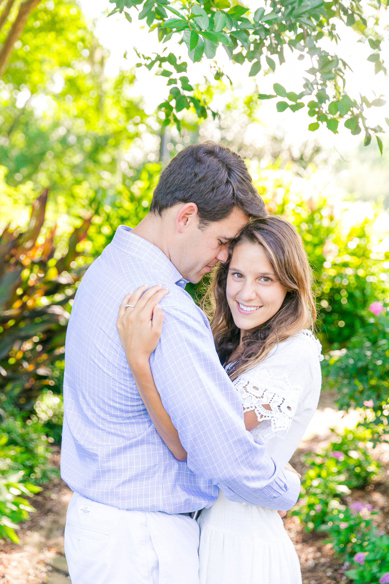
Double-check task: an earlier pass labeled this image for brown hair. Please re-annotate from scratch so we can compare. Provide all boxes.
[210,216,316,380]
[150,142,266,223]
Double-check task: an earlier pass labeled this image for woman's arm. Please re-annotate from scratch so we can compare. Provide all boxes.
[117,287,187,461]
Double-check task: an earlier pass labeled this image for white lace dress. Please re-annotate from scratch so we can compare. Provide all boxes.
[198,330,323,584]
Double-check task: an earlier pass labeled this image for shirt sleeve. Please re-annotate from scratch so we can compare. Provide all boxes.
[149,295,300,510]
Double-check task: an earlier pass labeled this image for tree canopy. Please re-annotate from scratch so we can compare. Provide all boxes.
[109,0,388,149]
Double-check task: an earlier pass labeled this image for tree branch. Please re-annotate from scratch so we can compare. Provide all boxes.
[0,0,42,78]
[0,0,16,33]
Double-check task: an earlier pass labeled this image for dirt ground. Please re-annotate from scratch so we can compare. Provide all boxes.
[1,389,388,584]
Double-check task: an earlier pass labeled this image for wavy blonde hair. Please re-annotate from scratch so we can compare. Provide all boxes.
[210,216,316,380]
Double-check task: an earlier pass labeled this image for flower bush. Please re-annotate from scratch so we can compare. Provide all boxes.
[323,507,389,583]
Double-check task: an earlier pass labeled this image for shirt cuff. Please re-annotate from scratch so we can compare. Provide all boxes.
[274,469,301,511]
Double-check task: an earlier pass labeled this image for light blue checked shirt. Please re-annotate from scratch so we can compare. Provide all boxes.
[61,226,300,512]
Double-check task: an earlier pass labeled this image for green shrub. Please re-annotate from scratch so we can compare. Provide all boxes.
[292,424,380,531]
[324,304,389,443]
[0,188,92,411]
[0,432,43,543]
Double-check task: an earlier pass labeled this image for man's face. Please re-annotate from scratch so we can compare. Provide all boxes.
[177,207,249,283]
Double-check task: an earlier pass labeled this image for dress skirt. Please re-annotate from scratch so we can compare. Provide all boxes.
[198,491,302,584]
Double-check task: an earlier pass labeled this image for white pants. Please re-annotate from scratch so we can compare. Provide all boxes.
[65,492,200,584]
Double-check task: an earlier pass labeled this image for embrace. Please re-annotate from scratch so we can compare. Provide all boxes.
[61,143,322,584]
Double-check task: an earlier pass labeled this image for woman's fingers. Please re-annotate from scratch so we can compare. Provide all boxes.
[143,289,169,320]
[152,305,165,335]
[118,285,168,326]
[118,285,148,320]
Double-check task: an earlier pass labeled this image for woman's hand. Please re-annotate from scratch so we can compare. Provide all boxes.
[117,285,169,369]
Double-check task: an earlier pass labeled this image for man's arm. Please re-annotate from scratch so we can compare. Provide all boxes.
[150,295,300,511]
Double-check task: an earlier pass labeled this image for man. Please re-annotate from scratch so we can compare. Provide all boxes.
[61,143,300,583]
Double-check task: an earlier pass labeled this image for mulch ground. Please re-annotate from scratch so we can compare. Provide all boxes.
[1,391,388,584]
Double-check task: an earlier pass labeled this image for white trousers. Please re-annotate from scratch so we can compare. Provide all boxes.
[64,492,200,584]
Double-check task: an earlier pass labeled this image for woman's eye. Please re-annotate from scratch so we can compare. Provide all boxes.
[260,277,272,283]
[232,272,242,279]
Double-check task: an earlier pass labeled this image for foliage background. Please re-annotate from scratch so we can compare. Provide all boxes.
[0,0,388,549]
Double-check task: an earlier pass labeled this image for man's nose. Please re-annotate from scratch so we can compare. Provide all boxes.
[216,247,229,263]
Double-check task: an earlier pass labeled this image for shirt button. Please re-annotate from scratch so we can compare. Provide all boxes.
[177,280,186,286]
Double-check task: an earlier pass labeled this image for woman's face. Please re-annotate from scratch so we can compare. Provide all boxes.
[226,241,288,338]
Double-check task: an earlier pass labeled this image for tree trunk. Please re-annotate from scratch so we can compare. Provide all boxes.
[0,0,16,33]
[0,0,42,78]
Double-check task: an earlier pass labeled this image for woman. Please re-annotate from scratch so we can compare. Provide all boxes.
[117,216,322,584]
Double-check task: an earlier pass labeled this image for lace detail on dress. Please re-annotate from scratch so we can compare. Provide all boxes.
[233,368,301,442]
[299,329,324,361]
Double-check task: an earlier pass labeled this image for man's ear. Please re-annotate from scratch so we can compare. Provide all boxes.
[175,203,199,233]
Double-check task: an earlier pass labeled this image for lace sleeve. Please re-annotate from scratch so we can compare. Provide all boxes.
[233,368,302,438]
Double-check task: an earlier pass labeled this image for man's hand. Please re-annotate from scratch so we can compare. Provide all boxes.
[278,462,301,518]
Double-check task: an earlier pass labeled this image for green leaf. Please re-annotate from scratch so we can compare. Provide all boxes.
[231,30,250,50]
[258,93,275,100]
[160,69,172,77]
[290,102,304,112]
[233,52,245,64]
[367,53,379,62]
[139,2,154,20]
[262,11,278,23]
[286,91,298,102]
[190,30,199,51]
[308,122,320,131]
[344,570,360,579]
[266,56,276,71]
[371,98,386,107]
[176,94,188,112]
[191,5,209,30]
[328,101,338,115]
[214,11,227,32]
[189,37,205,62]
[344,116,358,131]
[204,39,218,59]
[326,118,339,133]
[273,83,287,97]
[337,95,353,116]
[376,135,383,155]
[164,18,187,31]
[228,6,249,18]
[253,7,265,23]
[180,77,193,91]
[364,132,371,146]
[277,101,289,112]
[124,12,132,23]
[249,60,262,76]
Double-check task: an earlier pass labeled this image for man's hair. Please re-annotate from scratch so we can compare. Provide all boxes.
[150,142,266,223]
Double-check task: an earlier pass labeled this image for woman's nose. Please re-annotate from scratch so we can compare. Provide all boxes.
[240,282,257,300]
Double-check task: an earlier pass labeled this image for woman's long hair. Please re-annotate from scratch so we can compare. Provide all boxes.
[210,216,316,380]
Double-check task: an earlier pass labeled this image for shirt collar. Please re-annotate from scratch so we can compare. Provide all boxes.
[111,225,188,289]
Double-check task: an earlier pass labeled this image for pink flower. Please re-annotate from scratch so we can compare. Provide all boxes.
[369,301,383,315]
[363,399,374,408]
[354,552,367,565]
[350,501,365,514]
[339,522,348,530]
[379,574,389,584]
[332,451,344,461]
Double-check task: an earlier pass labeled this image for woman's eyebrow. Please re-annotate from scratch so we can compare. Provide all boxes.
[228,267,275,276]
